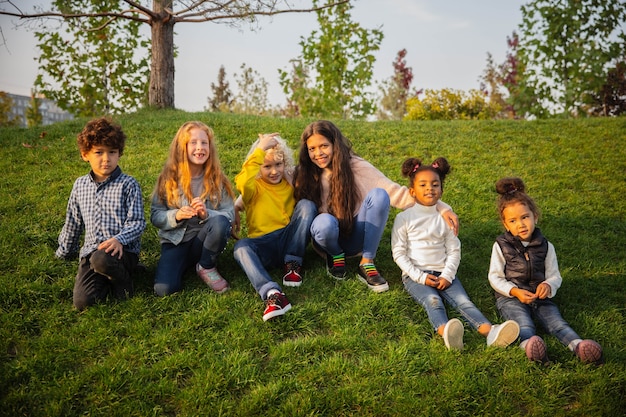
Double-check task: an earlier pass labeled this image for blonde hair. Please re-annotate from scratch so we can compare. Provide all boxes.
[153,121,234,208]
[246,135,295,179]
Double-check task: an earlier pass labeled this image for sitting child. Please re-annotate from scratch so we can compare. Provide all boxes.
[233,133,316,321]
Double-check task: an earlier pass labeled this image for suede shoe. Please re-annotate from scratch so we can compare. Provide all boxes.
[357,263,389,293]
[196,264,229,294]
[574,339,604,365]
[282,261,303,287]
[263,292,292,321]
[525,335,549,364]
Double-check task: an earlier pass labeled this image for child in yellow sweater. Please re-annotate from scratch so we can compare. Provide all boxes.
[233,133,317,321]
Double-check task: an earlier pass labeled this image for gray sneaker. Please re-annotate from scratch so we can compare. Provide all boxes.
[443,318,464,350]
[486,320,520,347]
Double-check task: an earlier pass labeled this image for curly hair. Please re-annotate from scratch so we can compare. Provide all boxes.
[495,177,540,223]
[77,117,126,155]
[400,156,451,191]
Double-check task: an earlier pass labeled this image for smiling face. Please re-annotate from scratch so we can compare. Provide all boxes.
[501,201,537,241]
[259,154,285,185]
[306,133,334,171]
[81,145,120,182]
[409,169,442,206]
[186,127,210,169]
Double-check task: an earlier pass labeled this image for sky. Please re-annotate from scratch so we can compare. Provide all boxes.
[0,0,526,112]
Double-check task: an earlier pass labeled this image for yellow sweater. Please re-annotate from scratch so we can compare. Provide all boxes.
[235,148,295,238]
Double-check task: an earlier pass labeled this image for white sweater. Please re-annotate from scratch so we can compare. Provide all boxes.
[391,202,461,284]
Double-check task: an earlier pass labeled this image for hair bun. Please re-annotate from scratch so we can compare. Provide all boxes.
[495,177,526,195]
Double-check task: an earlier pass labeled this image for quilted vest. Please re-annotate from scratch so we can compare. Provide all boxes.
[495,228,549,298]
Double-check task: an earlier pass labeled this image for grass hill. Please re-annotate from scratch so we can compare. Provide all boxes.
[1,110,625,416]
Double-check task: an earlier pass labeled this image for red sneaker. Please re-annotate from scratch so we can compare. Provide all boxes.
[282,261,303,287]
[263,292,292,321]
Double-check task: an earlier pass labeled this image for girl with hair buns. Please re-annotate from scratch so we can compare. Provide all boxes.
[489,177,603,365]
[392,157,519,350]
[294,120,458,293]
[151,121,235,296]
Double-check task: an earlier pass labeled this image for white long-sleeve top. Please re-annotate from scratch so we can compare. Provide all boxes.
[391,202,460,284]
[488,240,562,298]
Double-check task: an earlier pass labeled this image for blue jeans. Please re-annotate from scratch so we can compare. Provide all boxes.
[310,188,390,259]
[496,296,580,346]
[233,199,317,300]
[403,272,491,331]
[154,214,231,296]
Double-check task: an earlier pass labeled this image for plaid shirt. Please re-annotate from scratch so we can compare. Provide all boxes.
[56,167,146,259]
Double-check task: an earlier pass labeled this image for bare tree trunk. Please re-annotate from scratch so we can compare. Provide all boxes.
[149,0,175,109]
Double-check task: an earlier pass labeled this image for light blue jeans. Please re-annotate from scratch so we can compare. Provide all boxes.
[233,199,317,300]
[154,214,231,296]
[496,296,580,346]
[403,271,491,331]
[310,188,390,259]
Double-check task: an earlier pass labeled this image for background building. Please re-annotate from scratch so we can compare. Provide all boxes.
[6,93,74,127]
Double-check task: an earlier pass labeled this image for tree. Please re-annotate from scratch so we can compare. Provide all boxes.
[377,49,413,120]
[584,59,626,116]
[279,0,383,119]
[34,0,150,117]
[518,0,626,117]
[0,1,349,110]
[0,92,20,127]
[231,63,269,115]
[208,65,233,112]
[25,90,43,127]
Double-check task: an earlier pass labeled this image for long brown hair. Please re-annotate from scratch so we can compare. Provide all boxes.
[294,120,359,235]
[153,121,234,208]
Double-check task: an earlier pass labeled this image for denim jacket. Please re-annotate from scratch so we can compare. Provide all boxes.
[150,189,234,245]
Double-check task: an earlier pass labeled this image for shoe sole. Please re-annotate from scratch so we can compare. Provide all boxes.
[327,268,347,280]
[356,274,389,293]
[489,320,520,347]
[525,336,548,364]
[283,279,302,287]
[263,303,292,322]
[443,318,464,350]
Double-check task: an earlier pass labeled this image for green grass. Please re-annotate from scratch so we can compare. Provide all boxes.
[1,110,625,416]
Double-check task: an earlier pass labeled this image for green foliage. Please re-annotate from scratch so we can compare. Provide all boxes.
[208,65,234,112]
[25,91,43,128]
[278,0,383,119]
[34,0,150,117]
[231,63,270,116]
[1,111,625,416]
[0,91,20,127]
[404,89,501,120]
[518,0,626,118]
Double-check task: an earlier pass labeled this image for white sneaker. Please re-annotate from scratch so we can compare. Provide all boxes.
[443,318,464,350]
[486,320,520,347]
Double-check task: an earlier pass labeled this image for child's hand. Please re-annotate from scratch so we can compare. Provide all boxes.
[176,206,197,221]
[535,283,551,299]
[258,133,280,151]
[425,274,440,288]
[98,238,124,259]
[191,197,207,220]
[510,287,537,304]
[443,210,459,236]
[436,277,451,290]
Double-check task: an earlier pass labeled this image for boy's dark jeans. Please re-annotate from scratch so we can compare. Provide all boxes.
[73,249,139,311]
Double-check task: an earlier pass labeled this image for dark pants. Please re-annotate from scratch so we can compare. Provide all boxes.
[73,249,139,311]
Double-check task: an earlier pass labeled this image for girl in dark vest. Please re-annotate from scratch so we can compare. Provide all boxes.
[488,177,603,365]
